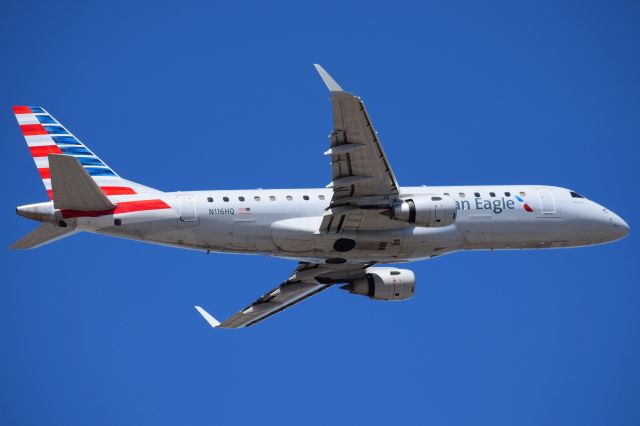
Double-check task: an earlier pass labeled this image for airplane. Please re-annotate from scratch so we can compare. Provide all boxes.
[11,64,629,329]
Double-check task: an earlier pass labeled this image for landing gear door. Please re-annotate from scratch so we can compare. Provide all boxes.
[536,188,561,218]
[177,194,199,227]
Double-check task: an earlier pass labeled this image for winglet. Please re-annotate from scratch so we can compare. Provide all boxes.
[194,305,221,328]
[313,64,343,92]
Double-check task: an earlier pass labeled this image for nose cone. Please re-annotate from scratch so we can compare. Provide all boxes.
[592,207,629,243]
[609,211,630,240]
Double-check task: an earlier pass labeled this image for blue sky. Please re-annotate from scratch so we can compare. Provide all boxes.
[1,1,638,425]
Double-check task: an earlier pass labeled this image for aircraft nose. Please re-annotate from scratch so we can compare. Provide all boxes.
[609,210,629,240]
[582,203,630,244]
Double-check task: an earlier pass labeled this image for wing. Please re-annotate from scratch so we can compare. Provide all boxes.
[195,262,371,329]
[315,64,400,201]
[314,64,405,232]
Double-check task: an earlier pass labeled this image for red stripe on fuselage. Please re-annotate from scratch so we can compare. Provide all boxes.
[21,124,48,136]
[61,199,171,218]
[44,185,136,199]
[100,186,137,195]
[114,199,170,214]
[13,106,32,114]
[30,145,62,157]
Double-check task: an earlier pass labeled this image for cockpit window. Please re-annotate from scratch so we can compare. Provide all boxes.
[570,191,585,199]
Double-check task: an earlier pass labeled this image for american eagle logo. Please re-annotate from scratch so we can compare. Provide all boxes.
[515,195,534,212]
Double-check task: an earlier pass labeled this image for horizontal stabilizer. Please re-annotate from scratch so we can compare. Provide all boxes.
[49,154,115,211]
[11,223,77,249]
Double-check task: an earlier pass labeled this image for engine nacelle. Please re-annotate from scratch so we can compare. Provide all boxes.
[342,267,415,301]
[385,195,457,227]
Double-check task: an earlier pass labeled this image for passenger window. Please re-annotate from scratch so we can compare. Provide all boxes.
[286,195,293,201]
[474,192,480,197]
[431,196,442,201]
[318,194,325,200]
[570,191,585,199]
[223,197,229,202]
[505,192,511,197]
[238,196,245,202]
[254,196,260,201]
[303,195,309,200]
[459,192,465,198]
[207,197,213,202]
[520,191,526,197]
[489,192,495,197]
[443,192,449,196]
[269,196,276,201]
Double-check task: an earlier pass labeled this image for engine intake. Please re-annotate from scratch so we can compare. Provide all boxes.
[341,267,415,301]
[383,195,457,227]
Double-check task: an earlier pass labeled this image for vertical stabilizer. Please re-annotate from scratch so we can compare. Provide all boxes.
[13,106,161,200]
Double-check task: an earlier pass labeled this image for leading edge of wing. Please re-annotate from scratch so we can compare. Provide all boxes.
[313,64,344,92]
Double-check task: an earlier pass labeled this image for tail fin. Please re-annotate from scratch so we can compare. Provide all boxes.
[13,106,159,199]
[11,223,77,250]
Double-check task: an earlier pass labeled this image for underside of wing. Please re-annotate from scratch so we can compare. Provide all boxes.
[314,64,405,233]
[195,262,372,329]
[316,64,400,204]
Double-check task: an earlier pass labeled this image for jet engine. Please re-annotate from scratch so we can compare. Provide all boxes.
[382,195,457,227]
[341,267,415,301]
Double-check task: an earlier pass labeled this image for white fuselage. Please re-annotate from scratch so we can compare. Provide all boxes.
[67,184,628,265]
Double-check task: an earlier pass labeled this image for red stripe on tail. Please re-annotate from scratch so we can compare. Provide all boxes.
[38,168,51,179]
[20,124,48,136]
[29,145,62,157]
[13,106,32,114]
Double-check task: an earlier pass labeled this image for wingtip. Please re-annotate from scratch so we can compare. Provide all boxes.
[313,64,343,92]
[194,305,221,328]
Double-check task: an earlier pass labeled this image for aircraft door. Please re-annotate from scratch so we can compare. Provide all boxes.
[536,188,560,218]
[177,194,199,226]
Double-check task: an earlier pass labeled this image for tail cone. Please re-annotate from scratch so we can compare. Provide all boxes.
[16,202,54,223]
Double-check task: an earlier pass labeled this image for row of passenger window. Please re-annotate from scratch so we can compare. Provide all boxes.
[206,194,326,203]
[206,192,526,203]
[444,191,525,198]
